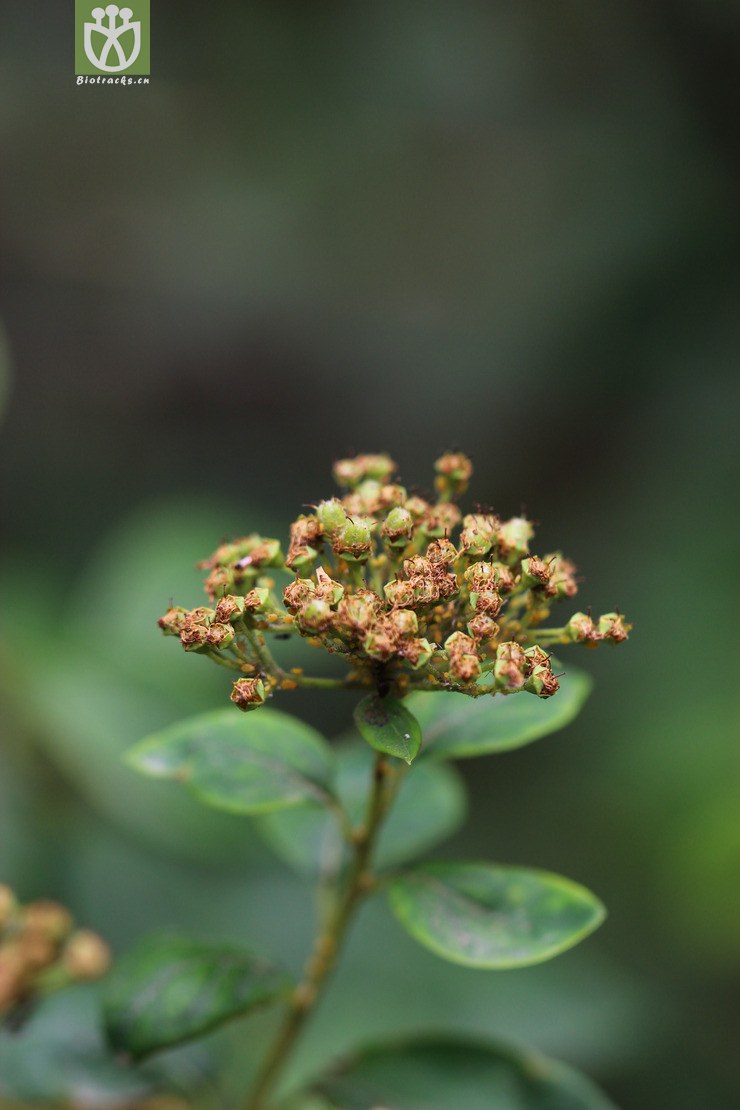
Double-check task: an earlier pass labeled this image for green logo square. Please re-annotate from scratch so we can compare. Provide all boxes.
[75,2,150,76]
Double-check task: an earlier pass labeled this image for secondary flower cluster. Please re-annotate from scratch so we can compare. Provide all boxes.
[158,453,630,710]
[0,885,111,1022]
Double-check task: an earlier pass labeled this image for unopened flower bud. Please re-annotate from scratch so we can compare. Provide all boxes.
[434,452,473,499]
[545,553,578,599]
[494,641,528,691]
[386,608,418,637]
[445,631,482,682]
[521,556,553,592]
[378,483,407,509]
[459,514,498,556]
[383,579,416,608]
[401,637,434,669]
[524,646,559,698]
[467,613,499,642]
[333,519,373,562]
[470,589,503,617]
[363,627,396,661]
[206,623,235,649]
[421,502,461,537]
[426,538,457,566]
[204,565,236,599]
[298,598,333,632]
[597,612,630,643]
[22,901,73,942]
[499,516,534,561]
[404,495,430,519]
[382,507,414,547]
[63,930,111,981]
[316,499,348,534]
[283,578,315,613]
[179,620,210,651]
[230,677,266,711]
[333,453,396,488]
[158,607,189,636]
[314,566,344,605]
[566,612,602,643]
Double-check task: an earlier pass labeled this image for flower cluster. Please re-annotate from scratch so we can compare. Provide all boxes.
[0,885,110,1022]
[158,453,630,710]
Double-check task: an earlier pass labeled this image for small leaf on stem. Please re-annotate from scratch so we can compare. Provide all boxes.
[353,695,422,764]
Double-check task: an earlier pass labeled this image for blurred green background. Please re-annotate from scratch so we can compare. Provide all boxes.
[1,1,739,1107]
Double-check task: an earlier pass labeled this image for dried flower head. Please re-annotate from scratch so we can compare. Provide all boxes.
[158,453,631,707]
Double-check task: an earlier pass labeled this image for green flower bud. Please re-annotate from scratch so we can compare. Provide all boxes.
[206,623,235,649]
[404,495,430,519]
[434,452,474,498]
[298,598,333,632]
[521,556,553,592]
[378,483,408,509]
[363,627,396,661]
[470,589,502,617]
[158,607,189,636]
[204,566,236,599]
[383,579,416,608]
[401,636,434,669]
[464,561,493,590]
[597,612,630,643]
[421,502,461,538]
[315,566,344,606]
[499,516,534,562]
[494,641,527,691]
[316,499,348,534]
[230,677,266,711]
[333,453,396,488]
[283,578,315,612]
[333,519,373,562]
[566,612,601,643]
[426,538,458,566]
[524,646,559,698]
[336,591,381,634]
[387,608,418,637]
[382,506,414,547]
[467,613,498,642]
[545,553,578,599]
[444,631,482,682]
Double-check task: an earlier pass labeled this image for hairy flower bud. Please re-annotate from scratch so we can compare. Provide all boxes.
[445,632,482,682]
[499,516,534,561]
[404,495,431,519]
[333,453,396,488]
[426,538,457,566]
[401,637,434,669]
[378,483,408,509]
[521,556,554,593]
[283,578,315,613]
[566,612,602,643]
[316,499,348,534]
[524,646,560,698]
[314,566,344,606]
[467,613,499,642]
[386,608,418,637]
[494,641,528,691]
[206,623,235,649]
[470,589,503,618]
[459,514,499,556]
[158,607,189,636]
[230,677,266,711]
[382,506,414,547]
[421,502,461,538]
[598,612,630,643]
[298,598,333,632]
[545,553,578,599]
[333,519,373,562]
[434,452,474,499]
[383,578,416,608]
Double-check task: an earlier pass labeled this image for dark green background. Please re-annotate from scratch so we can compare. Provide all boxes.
[1,2,738,1107]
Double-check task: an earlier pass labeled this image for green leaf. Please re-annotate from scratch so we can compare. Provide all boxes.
[409,664,592,760]
[387,862,605,968]
[104,936,287,1059]
[126,707,336,814]
[257,740,466,872]
[353,696,422,764]
[311,1036,618,1109]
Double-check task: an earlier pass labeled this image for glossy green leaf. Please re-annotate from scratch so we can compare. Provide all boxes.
[388,862,605,968]
[409,664,592,760]
[126,708,336,814]
[311,1036,618,1109]
[257,740,466,872]
[353,695,422,764]
[104,936,287,1059]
